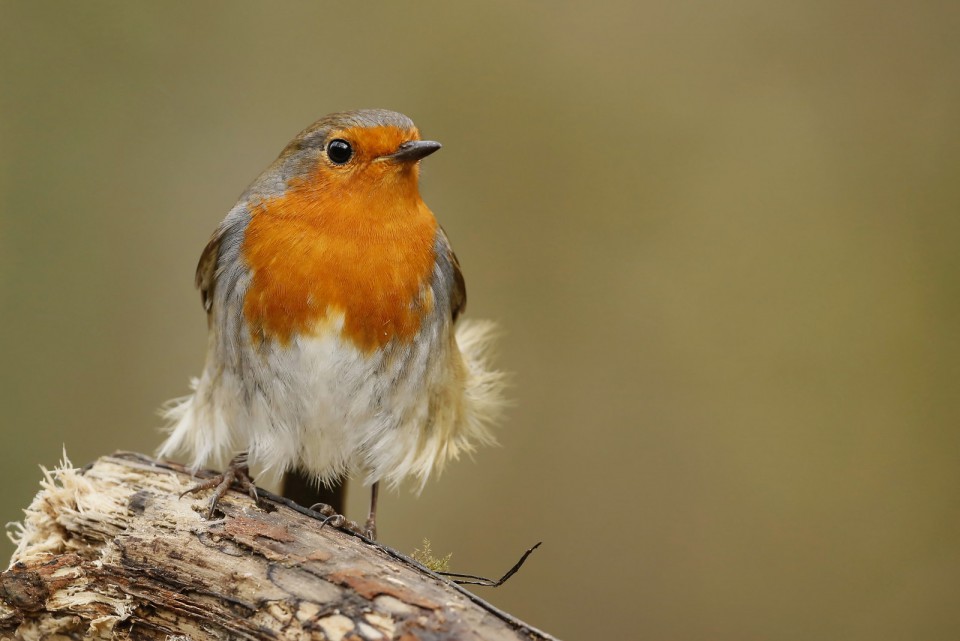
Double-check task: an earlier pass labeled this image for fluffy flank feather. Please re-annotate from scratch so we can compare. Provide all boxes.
[455,318,509,449]
[358,318,509,493]
[158,376,235,474]
[406,318,508,490]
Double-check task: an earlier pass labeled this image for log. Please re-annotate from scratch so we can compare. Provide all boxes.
[1,452,556,641]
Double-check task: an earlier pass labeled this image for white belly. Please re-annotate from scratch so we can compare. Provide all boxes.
[160,315,500,491]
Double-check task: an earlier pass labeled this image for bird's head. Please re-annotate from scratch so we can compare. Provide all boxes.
[263,109,441,207]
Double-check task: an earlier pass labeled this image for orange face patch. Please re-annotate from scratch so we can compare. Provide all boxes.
[330,125,419,164]
[241,127,438,352]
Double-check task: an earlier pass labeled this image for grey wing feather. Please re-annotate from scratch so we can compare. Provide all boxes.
[449,248,466,322]
[196,234,220,315]
[437,226,466,322]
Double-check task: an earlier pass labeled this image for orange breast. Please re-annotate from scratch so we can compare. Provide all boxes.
[240,164,438,353]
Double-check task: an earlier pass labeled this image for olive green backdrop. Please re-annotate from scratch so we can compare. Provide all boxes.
[2,2,958,639]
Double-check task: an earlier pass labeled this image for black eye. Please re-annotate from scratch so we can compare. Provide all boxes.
[326,139,353,164]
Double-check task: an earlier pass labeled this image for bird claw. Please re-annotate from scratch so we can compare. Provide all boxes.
[309,502,370,537]
[320,513,347,529]
[180,455,260,519]
[308,502,338,517]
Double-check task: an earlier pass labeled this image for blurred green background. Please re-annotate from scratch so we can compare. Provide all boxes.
[2,2,958,639]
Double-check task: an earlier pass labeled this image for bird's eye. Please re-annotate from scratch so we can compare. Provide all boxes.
[326,139,353,165]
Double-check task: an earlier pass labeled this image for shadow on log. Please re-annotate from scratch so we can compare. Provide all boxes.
[1,452,557,641]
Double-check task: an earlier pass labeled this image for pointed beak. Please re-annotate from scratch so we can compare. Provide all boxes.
[385,140,442,163]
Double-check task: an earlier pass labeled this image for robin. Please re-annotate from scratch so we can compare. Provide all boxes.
[159,109,505,538]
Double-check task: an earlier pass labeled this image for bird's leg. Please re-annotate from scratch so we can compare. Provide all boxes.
[364,481,380,540]
[180,452,260,519]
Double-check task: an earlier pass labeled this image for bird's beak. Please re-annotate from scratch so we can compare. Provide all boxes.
[384,140,442,163]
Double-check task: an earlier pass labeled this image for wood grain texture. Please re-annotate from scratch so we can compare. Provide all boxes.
[1,453,556,641]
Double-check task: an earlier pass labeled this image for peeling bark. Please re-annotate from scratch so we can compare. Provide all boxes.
[1,453,556,641]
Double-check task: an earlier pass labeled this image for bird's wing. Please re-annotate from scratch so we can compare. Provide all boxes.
[438,226,467,322]
[195,233,220,315]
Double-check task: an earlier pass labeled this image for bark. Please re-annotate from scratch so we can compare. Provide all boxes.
[1,452,556,641]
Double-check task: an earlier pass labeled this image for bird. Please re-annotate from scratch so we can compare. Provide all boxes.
[159,109,505,538]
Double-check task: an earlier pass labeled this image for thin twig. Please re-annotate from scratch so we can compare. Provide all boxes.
[439,542,543,586]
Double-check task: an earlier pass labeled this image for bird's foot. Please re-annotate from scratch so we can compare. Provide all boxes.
[309,502,373,539]
[180,453,260,519]
[363,515,377,540]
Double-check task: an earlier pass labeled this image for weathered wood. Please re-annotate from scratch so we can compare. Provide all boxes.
[1,452,556,641]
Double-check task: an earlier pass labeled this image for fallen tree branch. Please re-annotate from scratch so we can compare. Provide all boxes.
[1,452,557,641]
